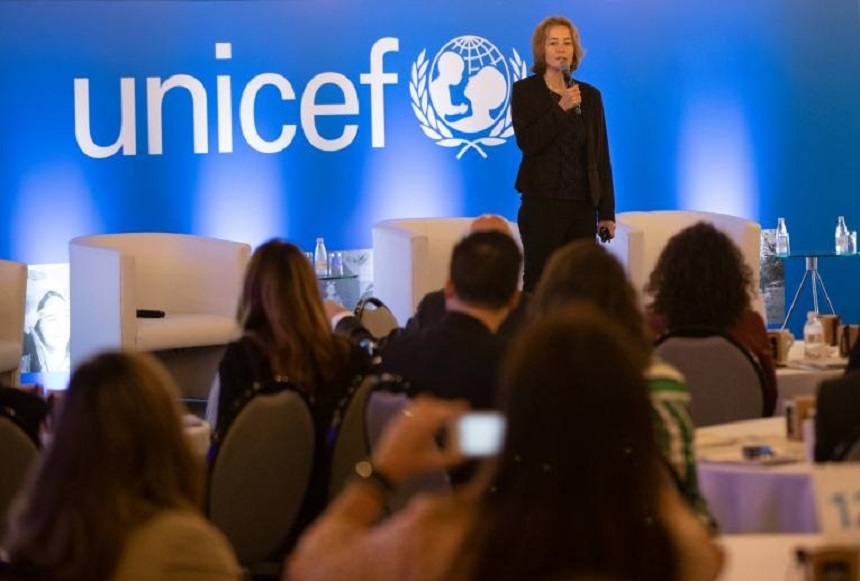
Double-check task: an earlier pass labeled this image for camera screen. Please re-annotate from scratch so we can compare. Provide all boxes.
[454,412,506,457]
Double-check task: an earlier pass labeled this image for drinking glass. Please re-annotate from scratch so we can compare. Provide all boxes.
[328,252,344,277]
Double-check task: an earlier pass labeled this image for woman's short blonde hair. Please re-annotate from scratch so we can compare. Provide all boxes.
[531,15,586,74]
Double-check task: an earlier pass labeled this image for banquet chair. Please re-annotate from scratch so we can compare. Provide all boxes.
[328,374,449,512]
[372,217,521,325]
[0,259,27,387]
[606,211,763,313]
[328,374,409,499]
[0,412,39,541]
[655,327,765,427]
[208,385,314,577]
[69,233,251,399]
[354,297,399,339]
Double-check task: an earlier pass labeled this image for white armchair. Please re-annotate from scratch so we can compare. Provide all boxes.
[69,233,251,398]
[606,210,763,313]
[372,217,521,325]
[0,260,27,386]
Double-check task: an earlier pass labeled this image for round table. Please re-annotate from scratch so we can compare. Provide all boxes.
[697,417,818,534]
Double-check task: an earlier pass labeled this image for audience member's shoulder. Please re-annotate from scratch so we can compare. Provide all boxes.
[113,509,241,581]
[645,356,686,385]
[0,386,48,445]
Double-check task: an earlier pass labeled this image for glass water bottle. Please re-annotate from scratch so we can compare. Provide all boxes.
[775,217,790,257]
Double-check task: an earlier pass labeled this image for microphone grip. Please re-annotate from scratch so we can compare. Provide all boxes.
[565,75,582,115]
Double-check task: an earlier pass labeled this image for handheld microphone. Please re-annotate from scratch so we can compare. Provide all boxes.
[559,62,582,116]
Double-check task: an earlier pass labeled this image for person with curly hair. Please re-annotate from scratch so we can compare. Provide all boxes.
[645,222,776,416]
[532,240,713,527]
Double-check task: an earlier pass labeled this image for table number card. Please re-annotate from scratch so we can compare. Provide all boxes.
[813,465,860,542]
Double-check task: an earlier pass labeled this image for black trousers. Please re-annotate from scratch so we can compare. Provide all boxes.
[517,197,597,292]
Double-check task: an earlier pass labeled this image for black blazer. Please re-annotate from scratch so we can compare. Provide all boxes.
[511,74,615,222]
[405,290,531,339]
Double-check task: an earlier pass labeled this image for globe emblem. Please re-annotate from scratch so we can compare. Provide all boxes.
[427,36,511,135]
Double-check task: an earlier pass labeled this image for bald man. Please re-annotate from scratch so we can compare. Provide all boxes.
[404,214,531,339]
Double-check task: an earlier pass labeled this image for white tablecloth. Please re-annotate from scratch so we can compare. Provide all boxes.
[719,534,821,580]
[697,417,818,534]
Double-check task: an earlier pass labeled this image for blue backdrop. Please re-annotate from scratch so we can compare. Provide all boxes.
[1,0,859,333]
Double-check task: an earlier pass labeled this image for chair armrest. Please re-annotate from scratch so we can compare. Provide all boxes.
[372,223,430,325]
[0,260,26,345]
[69,242,135,364]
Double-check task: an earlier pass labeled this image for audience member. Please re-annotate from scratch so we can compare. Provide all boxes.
[845,334,860,375]
[532,241,712,526]
[403,214,531,339]
[212,239,373,542]
[287,306,723,581]
[0,385,48,447]
[3,352,240,580]
[645,222,777,416]
[336,231,522,410]
[815,373,860,461]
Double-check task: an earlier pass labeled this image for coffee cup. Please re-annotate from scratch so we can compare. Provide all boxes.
[819,314,841,346]
[767,329,795,365]
[786,396,815,441]
[838,324,860,357]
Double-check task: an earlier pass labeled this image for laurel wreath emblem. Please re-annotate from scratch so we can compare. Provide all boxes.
[410,47,528,159]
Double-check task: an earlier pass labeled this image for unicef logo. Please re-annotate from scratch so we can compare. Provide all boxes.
[411,36,527,158]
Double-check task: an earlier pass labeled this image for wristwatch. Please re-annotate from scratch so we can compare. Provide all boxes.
[354,460,395,496]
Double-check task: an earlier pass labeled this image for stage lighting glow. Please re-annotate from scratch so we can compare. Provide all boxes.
[677,97,758,219]
[359,133,462,224]
[193,153,286,250]
[11,163,100,264]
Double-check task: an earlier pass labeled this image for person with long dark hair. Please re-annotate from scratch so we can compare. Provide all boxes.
[645,222,777,416]
[212,239,372,542]
[532,240,713,526]
[511,15,616,292]
[3,352,240,580]
[286,306,723,581]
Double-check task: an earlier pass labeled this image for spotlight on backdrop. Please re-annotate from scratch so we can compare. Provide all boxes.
[11,163,100,264]
[677,97,758,219]
[194,154,286,250]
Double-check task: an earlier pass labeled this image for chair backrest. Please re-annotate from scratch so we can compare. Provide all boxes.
[0,260,27,386]
[354,297,400,339]
[0,414,39,541]
[655,327,765,427]
[208,386,314,565]
[328,374,452,512]
[328,374,408,499]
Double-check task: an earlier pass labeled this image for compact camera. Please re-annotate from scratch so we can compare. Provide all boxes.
[447,412,506,457]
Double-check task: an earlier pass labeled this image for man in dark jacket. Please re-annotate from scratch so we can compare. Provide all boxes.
[333,231,522,410]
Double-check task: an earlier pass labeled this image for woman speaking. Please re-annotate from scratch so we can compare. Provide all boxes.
[511,15,616,292]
